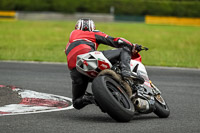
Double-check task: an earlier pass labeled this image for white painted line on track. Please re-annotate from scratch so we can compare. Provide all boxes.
[146,65,200,71]
[0,85,74,116]
[0,60,67,65]
[0,103,74,116]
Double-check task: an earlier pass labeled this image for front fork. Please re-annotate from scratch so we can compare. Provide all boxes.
[149,80,161,95]
[150,80,166,105]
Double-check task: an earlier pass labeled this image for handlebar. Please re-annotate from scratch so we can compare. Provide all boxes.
[133,45,149,53]
[141,46,149,51]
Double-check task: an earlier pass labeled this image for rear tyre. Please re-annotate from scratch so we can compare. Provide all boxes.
[92,75,135,122]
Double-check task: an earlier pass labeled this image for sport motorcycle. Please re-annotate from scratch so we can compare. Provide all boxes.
[76,47,170,122]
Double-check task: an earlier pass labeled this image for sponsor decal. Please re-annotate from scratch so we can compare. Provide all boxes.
[86,71,98,78]
[0,85,73,116]
[94,51,101,54]
[98,60,110,70]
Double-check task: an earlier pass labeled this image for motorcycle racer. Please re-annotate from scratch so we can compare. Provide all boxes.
[65,18,144,109]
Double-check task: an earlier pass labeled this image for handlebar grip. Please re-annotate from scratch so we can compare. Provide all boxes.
[144,47,149,51]
[142,47,149,51]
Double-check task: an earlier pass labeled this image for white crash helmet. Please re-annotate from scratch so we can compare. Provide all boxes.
[75,18,96,31]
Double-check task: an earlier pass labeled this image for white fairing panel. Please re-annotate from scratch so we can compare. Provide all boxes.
[130,60,149,81]
[76,51,112,78]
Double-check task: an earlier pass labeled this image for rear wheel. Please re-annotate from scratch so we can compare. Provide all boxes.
[92,75,135,122]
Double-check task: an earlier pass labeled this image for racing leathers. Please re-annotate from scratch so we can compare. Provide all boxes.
[65,29,142,109]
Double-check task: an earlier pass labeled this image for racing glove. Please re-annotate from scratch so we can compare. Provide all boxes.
[135,44,143,52]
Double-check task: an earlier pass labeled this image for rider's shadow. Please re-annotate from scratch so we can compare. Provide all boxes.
[69,114,158,123]
[66,106,158,123]
[67,109,115,123]
[132,114,158,121]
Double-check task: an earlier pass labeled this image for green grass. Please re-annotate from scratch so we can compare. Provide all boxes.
[0,20,200,68]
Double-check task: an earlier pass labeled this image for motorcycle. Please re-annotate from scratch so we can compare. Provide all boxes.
[76,47,170,122]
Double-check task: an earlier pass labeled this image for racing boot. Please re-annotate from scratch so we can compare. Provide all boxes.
[83,92,96,104]
[120,47,145,84]
[73,92,95,110]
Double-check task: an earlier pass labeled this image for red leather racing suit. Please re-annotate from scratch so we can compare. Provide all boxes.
[65,30,133,70]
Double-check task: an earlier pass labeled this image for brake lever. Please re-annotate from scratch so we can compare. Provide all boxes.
[142,46,149,51]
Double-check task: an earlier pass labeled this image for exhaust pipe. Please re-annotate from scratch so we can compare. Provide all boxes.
[133,98,150,112]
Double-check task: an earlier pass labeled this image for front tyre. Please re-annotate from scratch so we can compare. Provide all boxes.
[154,95,170,118]
[92,76,135,122]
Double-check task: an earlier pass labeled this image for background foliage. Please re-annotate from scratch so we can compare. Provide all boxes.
[0,0,200,17]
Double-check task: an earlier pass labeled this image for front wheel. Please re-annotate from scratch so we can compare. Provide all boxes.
[154,95,170,118]
[92,76,135,122]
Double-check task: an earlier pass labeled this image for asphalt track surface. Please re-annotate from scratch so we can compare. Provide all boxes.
[0,61,200,133]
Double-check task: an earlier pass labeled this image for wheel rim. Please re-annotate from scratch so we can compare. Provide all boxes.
[155,95,169,110]
[106,81,130,109]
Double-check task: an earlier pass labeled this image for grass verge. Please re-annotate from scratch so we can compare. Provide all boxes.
[0,20,199,68]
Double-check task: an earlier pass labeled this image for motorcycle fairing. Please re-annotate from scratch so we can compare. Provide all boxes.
[76,51,112,78]
[130,60,149,82]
